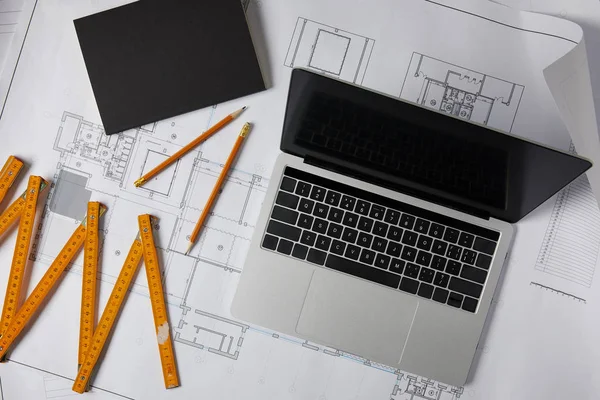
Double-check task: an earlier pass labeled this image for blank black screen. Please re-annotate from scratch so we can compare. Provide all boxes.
[281,69,592,223]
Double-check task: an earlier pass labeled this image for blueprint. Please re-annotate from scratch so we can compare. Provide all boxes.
[0,0,599,399]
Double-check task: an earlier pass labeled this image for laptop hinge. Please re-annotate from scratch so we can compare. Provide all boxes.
[303,155,491,221]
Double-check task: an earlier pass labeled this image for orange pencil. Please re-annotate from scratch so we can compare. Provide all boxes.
[185,122,252,255]
[134,106,247,187]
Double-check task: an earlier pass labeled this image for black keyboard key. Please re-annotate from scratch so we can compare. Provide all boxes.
[295,181,312,197]
[434,271,450,288]
[476,253,492,270]
[313,218,328,234]
[431,255,446,271]
[328,208,344,223]
[271,205,299,225]
[449,277,483,298]
[326,254,401,288]
[310,186,326,202]
[357,232,373,248]
[355,200,371,216]
[276,191,300,209]
[375,254,391,269]
[387,226,403,242]
[359,248,376,265]
[414,219,430,234]
[331,240,346,256]
[447,245,462,260]
[300,230,317,246]
[372,221,388,237]
[462,297,478,313]
[316,235,332,251]
[386,242,402,257]
[432,288,449,303]
[342,212,359,228]
[277,239,293,255]
[458,232,475,248]
[327,223,343,239]
[307,248,327,265]
[345,244,361,260]
[473,237,497,255]
[372,237,388,253]
[416,235,433,251]
[429,223,445,239]
[369,205,385,220]
[460,265,487,284]
[313,203,330,219]
[401,246,417,262]
[262,234,278,250]
[299,198,315,214]
[416,251,432,267]
[461,249,477,265]
[389,258,405,274]
[292,244,308,259]
[267,220,301,242]
[342,227,359,243]
[417,283,434,299]
[340,195,356,211]
[384,209,400,225]
[399,277,419,294]
[297,214,314,229]
[357,216,374,232]
[432,240,447,255]
[325,191,341,207]
[418,267,435,283]
[445,260,461,276]
[280,177,296,192]
[447,292,463,308]
[401,231,418,246]
[443,228,459,243]
[404,263,420,278]
[399,214,416,229]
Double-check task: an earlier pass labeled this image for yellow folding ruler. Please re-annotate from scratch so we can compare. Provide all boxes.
[79,202,101,368]
[0,202,105,360]
[73,214,179,393]
[0,156,23,205]
[0,175,48,348]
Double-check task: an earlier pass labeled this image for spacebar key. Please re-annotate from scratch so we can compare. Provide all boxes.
[326,254,401,289]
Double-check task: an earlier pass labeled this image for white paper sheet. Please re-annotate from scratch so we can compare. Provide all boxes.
[0,1,599,399]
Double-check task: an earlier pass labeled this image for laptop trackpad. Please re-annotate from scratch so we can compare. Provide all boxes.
[296,269,418,364]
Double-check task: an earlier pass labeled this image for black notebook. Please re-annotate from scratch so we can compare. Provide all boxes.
[74,0,265,135]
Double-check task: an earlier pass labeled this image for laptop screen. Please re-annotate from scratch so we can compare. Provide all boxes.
[280,69,592,223]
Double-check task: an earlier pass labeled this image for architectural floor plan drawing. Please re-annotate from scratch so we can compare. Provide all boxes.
[32,110,268,363]
[390,374,463,400]
[284,17,375,85]
[400,53,525,132]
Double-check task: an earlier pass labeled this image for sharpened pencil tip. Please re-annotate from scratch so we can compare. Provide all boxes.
[185,242,193,256]
[231,106,248,119]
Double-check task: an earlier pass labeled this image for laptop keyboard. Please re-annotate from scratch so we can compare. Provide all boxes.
[261,167,500,314]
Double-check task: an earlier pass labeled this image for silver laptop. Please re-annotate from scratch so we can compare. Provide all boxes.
[231,68,591,385]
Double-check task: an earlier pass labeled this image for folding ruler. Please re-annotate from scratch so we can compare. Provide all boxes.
[0,156,23,205]
[0,175,49,351]
[0,202,105,360]
[73,214,179,393]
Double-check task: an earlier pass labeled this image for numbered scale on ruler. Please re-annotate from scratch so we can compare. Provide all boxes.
[73,214,179,393]
[0,203,105,359]
[0,175,48,351]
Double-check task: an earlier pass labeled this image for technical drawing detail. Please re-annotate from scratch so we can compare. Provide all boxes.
[535,169,600,289]
[400,52,524,132]
[284,17,375,85]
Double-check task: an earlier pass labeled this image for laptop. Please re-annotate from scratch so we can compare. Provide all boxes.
[231,68,591,385]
